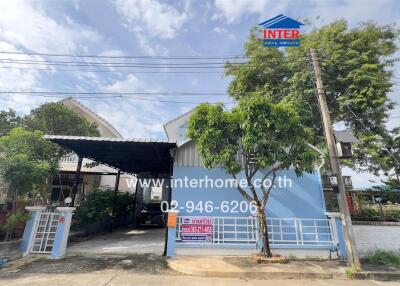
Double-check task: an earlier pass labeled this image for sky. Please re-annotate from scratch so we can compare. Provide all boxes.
[0,0,399,188]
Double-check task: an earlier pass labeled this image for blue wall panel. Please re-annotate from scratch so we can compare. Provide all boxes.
[171,166,326,218]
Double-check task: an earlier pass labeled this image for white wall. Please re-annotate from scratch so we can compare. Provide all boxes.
[353,224,400,256]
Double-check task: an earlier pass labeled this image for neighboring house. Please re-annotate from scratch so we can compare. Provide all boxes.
[51,98,135,204]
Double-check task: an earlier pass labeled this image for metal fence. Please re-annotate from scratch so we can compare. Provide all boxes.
[30,208,60,254]
[176,216,337,247]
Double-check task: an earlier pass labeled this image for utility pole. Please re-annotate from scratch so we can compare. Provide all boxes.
[310,48,360,269]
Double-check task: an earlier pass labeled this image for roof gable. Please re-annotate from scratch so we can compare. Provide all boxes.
[259,14,304,29]
[59,97,122,138]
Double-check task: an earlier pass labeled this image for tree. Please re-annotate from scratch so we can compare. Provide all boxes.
[24,102,100,137]
[225,21,398,167]
[350,127,400,189]
[0,109,21,137]
[0,127,59,209]
[187,95,318,257]
[23,101,100,161]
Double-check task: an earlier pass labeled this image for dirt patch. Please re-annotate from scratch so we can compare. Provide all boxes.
[6,254,177,275]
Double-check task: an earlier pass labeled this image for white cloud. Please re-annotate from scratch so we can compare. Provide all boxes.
[0,0,100,53]
[212,0,399,26]
[96,74,169,138]
[0,41,50,114]
[213,0,273,23]
[113,0,188,39]
[0,0,106,114]
[135,32,169,56]
[213,26,235,40]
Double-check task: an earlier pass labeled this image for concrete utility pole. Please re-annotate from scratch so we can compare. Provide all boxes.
[310,49,360,269]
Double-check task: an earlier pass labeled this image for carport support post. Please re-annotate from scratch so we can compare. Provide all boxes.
[51,207,76,259]
[71,156,83,206]
[111,170,121,232]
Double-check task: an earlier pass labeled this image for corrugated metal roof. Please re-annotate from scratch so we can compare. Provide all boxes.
[44,135,177,175]
[333,130,358,143]
[44,135,175,144]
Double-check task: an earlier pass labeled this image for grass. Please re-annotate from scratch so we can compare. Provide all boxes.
[366,250,400,267]
[345,266,360,279]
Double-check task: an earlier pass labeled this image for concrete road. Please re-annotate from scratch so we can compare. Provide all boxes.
[67,228,165,255]
[1,272,399,286]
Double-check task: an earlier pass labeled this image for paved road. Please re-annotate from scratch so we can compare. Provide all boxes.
[1,272,399,286]
[67,227,165,255]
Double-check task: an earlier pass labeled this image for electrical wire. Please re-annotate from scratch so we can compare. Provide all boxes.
[0,50,245,60]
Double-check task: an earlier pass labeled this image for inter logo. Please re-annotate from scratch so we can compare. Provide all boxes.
[259,14,303,47]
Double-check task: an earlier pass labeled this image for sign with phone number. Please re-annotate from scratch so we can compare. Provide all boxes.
[181,217,213,243]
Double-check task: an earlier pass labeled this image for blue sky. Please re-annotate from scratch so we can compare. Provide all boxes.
[0,0,399,187]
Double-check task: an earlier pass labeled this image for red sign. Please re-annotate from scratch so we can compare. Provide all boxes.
[181,217,213,242]
[58,216,65,224]
[181,224,213,234]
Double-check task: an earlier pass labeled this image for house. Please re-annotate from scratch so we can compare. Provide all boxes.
[164,109,344,257]
[50,98,135,204]
[43,107,348,258]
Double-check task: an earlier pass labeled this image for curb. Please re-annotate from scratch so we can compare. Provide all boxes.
[168,260,348,280]
[354,272,400,281]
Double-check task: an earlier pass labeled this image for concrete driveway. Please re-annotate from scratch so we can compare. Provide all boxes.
[67,228,166,256]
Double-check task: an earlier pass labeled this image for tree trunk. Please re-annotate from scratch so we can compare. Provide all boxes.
[257,207,272,257]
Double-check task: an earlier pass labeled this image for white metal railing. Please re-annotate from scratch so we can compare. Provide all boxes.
[176,216,337,247]
[60,153,78,163]
[30,208,59,254]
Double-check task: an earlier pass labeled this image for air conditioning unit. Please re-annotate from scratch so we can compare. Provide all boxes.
[337,142,353,159]
[329,176,338,186]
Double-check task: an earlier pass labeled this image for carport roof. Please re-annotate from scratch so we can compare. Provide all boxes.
[44,135,177,175]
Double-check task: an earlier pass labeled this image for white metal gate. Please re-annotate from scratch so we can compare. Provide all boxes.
[176,216,337,247]
[30,208,60,253]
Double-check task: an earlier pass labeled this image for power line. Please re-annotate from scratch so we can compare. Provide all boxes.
[0,58,246,65]
[0,91,230,96]
[0,66,225,74]
[0,50,245,60]
[0,92,232,104]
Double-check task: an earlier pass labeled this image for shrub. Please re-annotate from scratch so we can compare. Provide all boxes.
[352,205,400,222]
[72,190,135,230]
[0,211,31,241]
[366,250,400,267]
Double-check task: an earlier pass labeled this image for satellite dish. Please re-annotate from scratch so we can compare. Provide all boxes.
[64,197,72,204]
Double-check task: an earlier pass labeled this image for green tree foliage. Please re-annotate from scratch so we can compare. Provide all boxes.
[188,96,318,257]
[226,20,398,165]
[24,102,100,136]
[0,109,21,137]
[350,128,400,189]
[0,101,101,206]
[0,128,59,208]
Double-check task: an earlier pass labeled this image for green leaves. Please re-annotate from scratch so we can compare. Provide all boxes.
[225,20,398,175]
[187,103,241,174]
[72,190,135,230]
[187,97,318,176]
[0,127,59,199]
[23,102,100,137]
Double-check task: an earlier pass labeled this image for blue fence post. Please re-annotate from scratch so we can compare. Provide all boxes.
[20,206,46,256]
[166,210,179,256]
[50,207,76,259]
